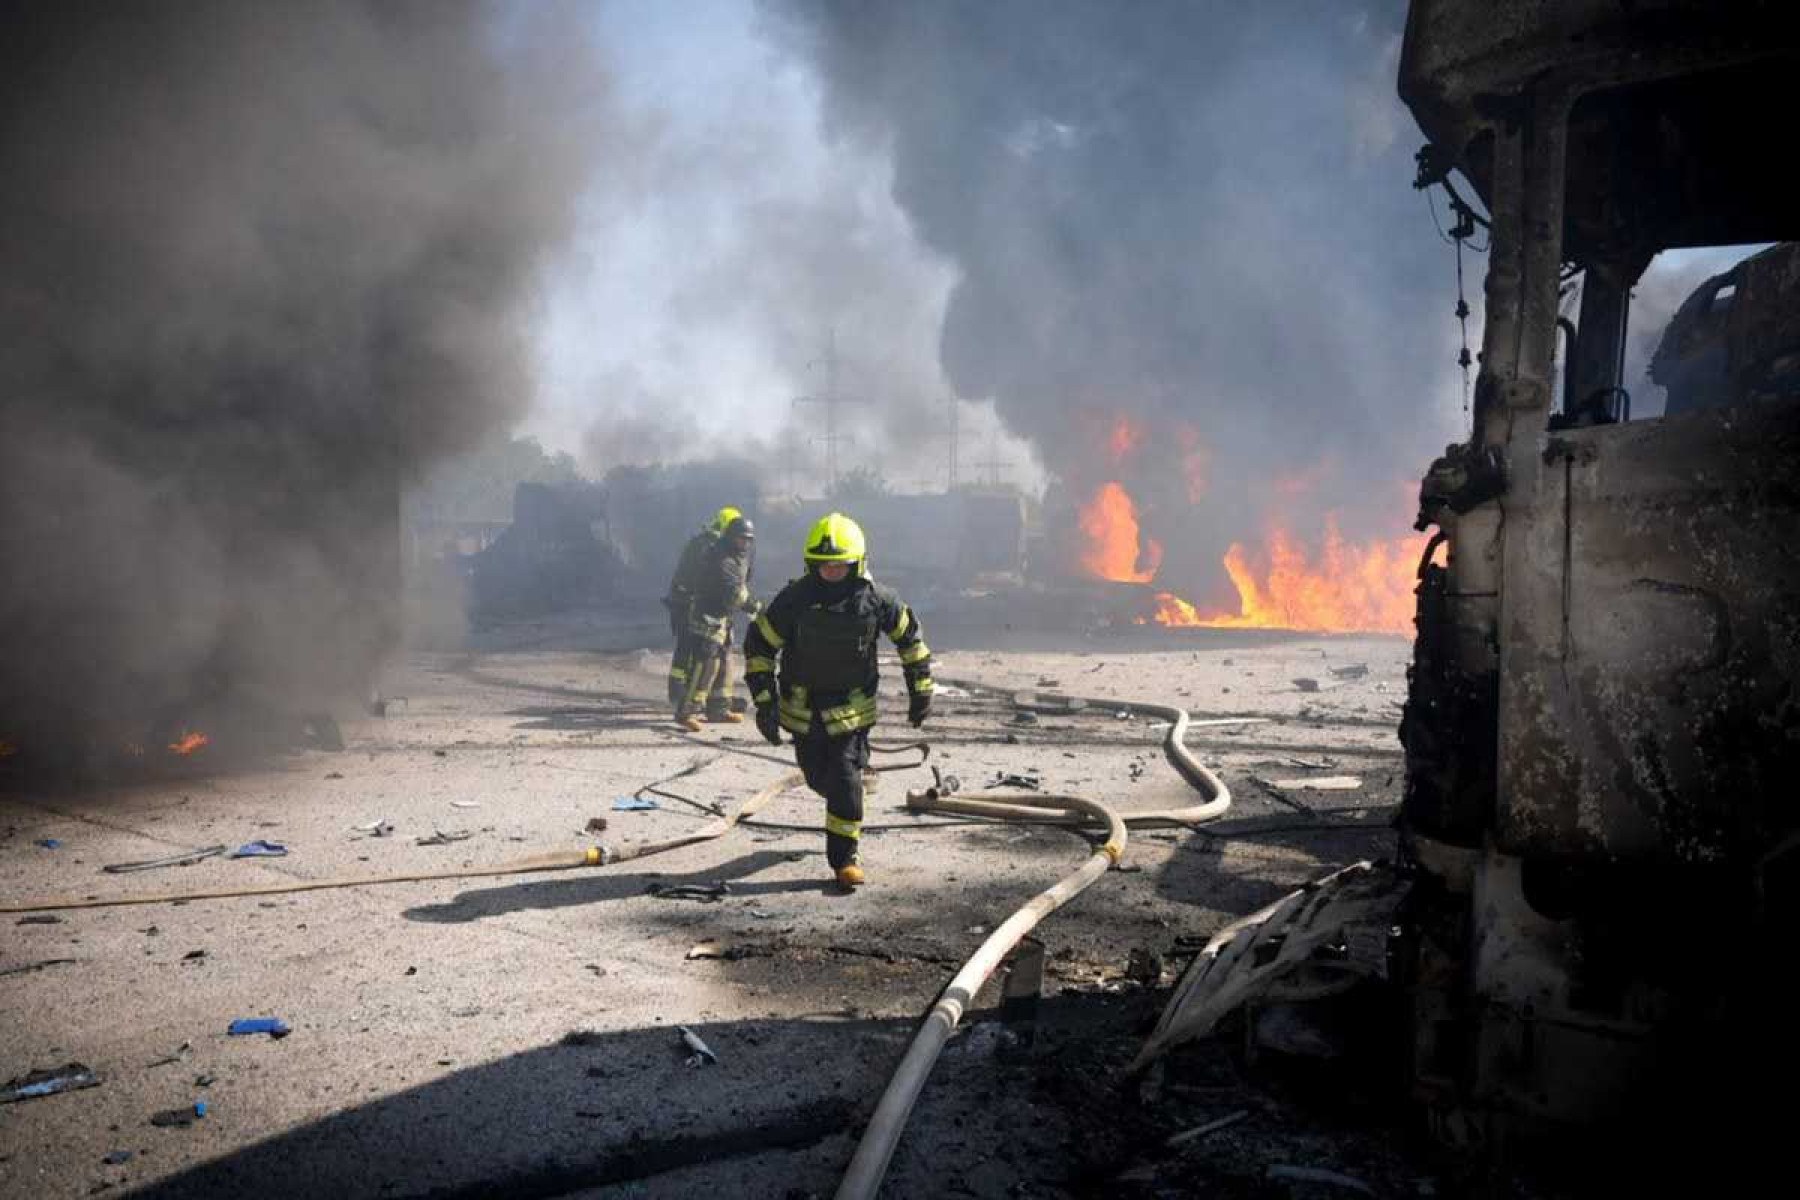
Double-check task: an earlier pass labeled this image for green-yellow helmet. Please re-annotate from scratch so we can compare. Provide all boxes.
[711,506,743,534]
[804,512,866,566]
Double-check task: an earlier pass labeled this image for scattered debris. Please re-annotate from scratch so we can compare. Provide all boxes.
[415,830,472,846]
[562,1029,607,1047]
[102,844,227,874]
[1114,709,1131,720]
[102,1151,134,1166]
[1265,776,1363,791]
[678,1025,718,1067]
[324,771,344,780]
[149,1101,207,1128]
[584,816,608,833]
[182,950,207,962]
[1164,1109,1251,1149]
[1329,663,1370,680]
[1291,678,1320,693]
[351,819,394,838]
[0,958,77,978]
[450,800,481,809]
[1036,677,1062,688]
[989,772,1042,791]
[584,964,608,977]
[1126,947,1164,984]
[612,796,659,811]
[36,838,61,849]
[1265,1165,1376,1195]
[646,880,730,903]
[933,684,969,697]
[229,840,287,858]
[193,1074,216,1088]
[16,914,61,925]
[747,908,775,920]
[1007,711,1038,727]
[145,1042,192,1069]
[2,1063,100,1103]
[227,1017,291,1039]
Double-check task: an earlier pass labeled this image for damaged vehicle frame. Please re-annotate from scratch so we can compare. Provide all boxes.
[1395,0,1799,1153]
[1142,0,1799,1167]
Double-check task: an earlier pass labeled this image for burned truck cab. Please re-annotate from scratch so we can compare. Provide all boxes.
[1396,0,1800,1150]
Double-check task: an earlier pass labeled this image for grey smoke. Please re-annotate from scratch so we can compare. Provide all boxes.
[764,0,1465,602]
[0,2,607,756]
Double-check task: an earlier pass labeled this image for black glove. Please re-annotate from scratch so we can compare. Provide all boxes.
[755,705,783,745]
[908,690,932,728]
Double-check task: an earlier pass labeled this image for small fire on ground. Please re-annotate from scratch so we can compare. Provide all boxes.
[168,731,210,756]
[1076,479,1425,635]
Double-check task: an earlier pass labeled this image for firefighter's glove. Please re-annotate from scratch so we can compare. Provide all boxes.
[755,705,783,746]
[908,691,932,728]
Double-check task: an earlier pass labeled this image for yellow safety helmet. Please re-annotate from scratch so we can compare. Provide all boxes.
[803,512,866,569]
[711,506,743,535]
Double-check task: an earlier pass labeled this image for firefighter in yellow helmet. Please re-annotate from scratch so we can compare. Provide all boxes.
[673,513,759,731]
[743,512,933,889]
[665,506,746,715]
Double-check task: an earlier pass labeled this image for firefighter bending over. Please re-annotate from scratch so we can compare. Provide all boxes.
[665,506,738,706]
[672,513,759,731]
[743,512,932,889]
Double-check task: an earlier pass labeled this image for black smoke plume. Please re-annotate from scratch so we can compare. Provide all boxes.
[0,2,604,761]
[766,0,1461,604]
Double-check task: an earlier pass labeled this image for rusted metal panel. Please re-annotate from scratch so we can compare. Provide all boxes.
[1496,401,1800,863]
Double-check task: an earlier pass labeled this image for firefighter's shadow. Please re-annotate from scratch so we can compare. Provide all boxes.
[507,702,671,732]
[403,850,823,923]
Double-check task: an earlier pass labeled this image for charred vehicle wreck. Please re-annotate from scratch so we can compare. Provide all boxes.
[1143,0,1800,1175]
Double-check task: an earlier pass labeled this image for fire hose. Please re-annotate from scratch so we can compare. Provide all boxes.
[1,675,1232,1200]
[0,745,926,915]
[830,682,1230,1199]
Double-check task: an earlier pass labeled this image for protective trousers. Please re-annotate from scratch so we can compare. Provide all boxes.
[679,634,738,719]
[667,625,697,709]
[795,725,869,870]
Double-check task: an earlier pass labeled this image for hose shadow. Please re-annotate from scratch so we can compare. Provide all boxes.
[402,850,819,923]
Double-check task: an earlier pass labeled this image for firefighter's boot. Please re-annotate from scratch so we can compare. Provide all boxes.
[835,864,865,890]
[675,713,703,733]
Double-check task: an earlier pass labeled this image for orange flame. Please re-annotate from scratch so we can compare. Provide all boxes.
[1150,522,1426,634]
[168,731,210,756]
[1079,482,1162,583]
[0,739,16,760]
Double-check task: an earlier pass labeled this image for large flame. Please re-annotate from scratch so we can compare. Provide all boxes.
[1153,522,1425,634]
[1079,482,1162,583]
[168,731,210,756]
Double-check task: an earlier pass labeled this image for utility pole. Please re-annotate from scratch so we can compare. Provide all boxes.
[791,328,862,495]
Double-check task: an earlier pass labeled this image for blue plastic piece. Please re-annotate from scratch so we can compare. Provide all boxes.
[36,838,61,849]
[229,840,288,858]
[194,1100,208,1118]
[227,1018,291,1038]
[611,796,658,811]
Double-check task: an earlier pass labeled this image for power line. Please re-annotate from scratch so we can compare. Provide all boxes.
[791,328,865,495]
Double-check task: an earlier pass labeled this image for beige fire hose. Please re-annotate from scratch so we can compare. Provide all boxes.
[834,683,1233,1200]
[0,768,808,914]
